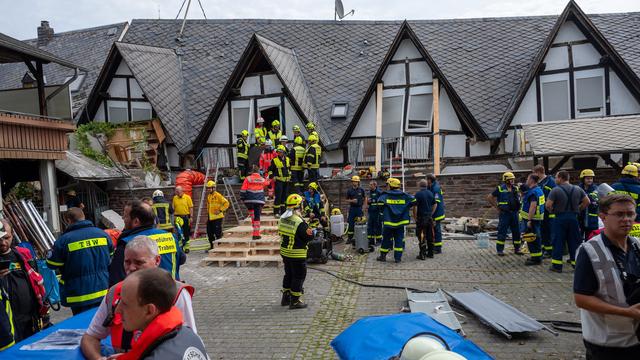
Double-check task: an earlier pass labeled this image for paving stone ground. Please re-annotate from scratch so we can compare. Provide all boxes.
[51,236,585,359]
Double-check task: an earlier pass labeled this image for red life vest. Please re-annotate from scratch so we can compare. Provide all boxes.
[109,281,194,351]
[117,306,184,360]
[14,247,48,316]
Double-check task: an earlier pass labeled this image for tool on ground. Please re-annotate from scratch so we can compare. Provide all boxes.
[406,289,465,336]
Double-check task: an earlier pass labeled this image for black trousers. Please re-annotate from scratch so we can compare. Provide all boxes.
[307,168,319,183]
[71,302,100,316]
[274,181,289,215]
[291,170,304,194]
[584,340,640,360]
[416,216,434,253]
[177,215,190,246]
[282,257,307,299]
[12,316,36,342]
[207,218,223,247]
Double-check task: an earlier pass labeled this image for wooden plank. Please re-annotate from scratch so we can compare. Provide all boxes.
[432,78,441,175]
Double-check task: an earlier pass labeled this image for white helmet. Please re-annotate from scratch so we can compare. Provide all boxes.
[257,117,265,124]
[280,135,288,142]
[265,139,273,146]
[153,190,164,198]
[400,335,447,360]
[419,350,467,360]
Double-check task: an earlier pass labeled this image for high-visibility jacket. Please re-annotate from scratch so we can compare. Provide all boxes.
[267,129,282,144]
[520,185,545,221]
[106,280,194,352]
[379,189,416,228]
[539,175,557,219]
[289,145,306,171]
[269,156,290,182]
[630,223,640,237]
[430,181,446,222]
[611,178,640,221]
[207,191,229,221]
[240,173,267,204]
[0,287,13,351]
[495,183,519,212]
[254,126,267,143]
[304,144,321,169]
[47,220,113,307]
[152,196,173,230]
[278,213,312,259]
[259,150,277,175]
[236,137,249,162]
[579,183,599,230]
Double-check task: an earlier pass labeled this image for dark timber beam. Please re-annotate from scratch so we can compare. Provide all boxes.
[600,154,621,172]
[550,155,571,174]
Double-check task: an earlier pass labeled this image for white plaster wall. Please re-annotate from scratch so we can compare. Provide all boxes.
[207,103,230,144]
[553,21,586,43]
[572,43,601,68]
[610,70,640,115]
[263,74,282,94]
[95,103,105,121]
[240,76,260,97]
[351,95,376,138]
[469,140,491,157]
[392,39,421,60]
[129,78,144,98]
[115,60,133,75]
[544,47,569,71]
[439,89,462,131]
[283,98,308,136]
[511,81,537,125]
[442,134,466,158]
[167,145,180,168]
[323,149,344,165]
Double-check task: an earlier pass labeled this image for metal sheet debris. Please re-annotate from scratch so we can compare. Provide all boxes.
[406,289,464,335]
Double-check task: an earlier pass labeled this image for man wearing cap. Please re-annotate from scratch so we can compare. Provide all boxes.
[611,164,640,222]
[237,130,250,180]
[304,134,321,182]
[487,172,521,256]
[268,120,283,145]
[290,136,307,194]
[377,178,416,263]
[346,176,366,245]
[205,180,229,251]
[269,145,291,217]
[578,169,600,241]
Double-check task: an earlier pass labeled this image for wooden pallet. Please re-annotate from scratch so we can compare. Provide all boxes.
[202,254,282,267]
[241,216,279,227]
[224,225,279,237]
[250,245,280,256]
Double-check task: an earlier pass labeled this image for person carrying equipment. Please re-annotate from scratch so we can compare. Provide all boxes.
[269,145,291,217]
[578,169,600,241]
[346,176,366,245]
[240,166,268,240]
[237,130,249,180]
[254,117,267,145]
[205,180,229,251]
[413,179,436,260]
[305,134,321,182]
[520,174,545,265]
[533,165,556,257]
[268,120,283,144]
[377,178,416,263]
[151,190,174,231]
[427,174,446,253]
[611,164,640,222]
[367,180,384,247]
[290,136,306,194]
[487,172,521,256]
[278,194,314,309]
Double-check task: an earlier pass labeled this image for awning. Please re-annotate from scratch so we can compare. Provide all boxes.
[55,151,128,181]
[521,115,640,156]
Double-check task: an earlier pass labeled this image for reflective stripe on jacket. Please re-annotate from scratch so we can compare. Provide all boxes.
[304,144,321,169]
[519,185,545,221]
[290,145,306,171]
[207,191,229,220]
[269,156,290,182]
[152,200,173,230]
[278,214,308,258]
[430,182,445,221]
[380,190,416,227]
[236,138,249,160]
[240,173,267,204]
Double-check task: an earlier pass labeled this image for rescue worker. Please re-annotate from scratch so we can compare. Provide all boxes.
[426,174,445,253]
[81,236,196,358]
[278,194,314,309]
[237,129,249,180]
[259,139,277,177]
[206,180,229,251]
[173,216,187,253]
[520,174,545,265]
[533,165,556,257]
[47,208,112,315]
[254,117,267,145]
[109,200,184,285]
[290,136,306,194]
[240,166,268,240]
[304,182,323,218]
[0,220,47,348]
[280,135,290,153]
[487,172,522,256]
[172,186,193,250]
[113,268,207,359]
[611,164,640,222]
[151,190,173,231]
[65,189,84,209]
[346,176,366,245]
[268,120,283,144]
[413,179,436,260]
[305,134,322,182]
[305,122,318,140]
[578,169,600,241]
[269,145,291,217]
[377,178,416,263]
[292,124,305,143]
[367,180,384,247]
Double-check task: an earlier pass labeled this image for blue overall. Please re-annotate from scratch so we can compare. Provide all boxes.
[611,178,640,222]
[347,186,365,240]
[551,186,581,271]
[492,183,521,254]
[379,190,416,261]
[519,185,545,259]
[367,187,383,245]
[430,182,445,252]
[578,183,599,241]
[539,175,556,254]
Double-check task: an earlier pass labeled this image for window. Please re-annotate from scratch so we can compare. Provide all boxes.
[63,74,86,93]
[331,103,348,119]
[542,80,569,121]
[131,108,152,121]
[382,64,405,86]
[406,93,433,132]
[232,107,250,137]
[576,76,604,116]
[108,105,128,123]
[382,95,403,139]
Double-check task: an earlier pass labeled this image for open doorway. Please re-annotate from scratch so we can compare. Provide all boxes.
[260,106,280,133]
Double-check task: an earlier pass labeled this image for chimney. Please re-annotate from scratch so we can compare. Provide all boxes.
[37,21,54,47]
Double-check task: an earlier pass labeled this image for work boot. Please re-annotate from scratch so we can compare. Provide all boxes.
[525,258,542,266]
[434,248,442,254]
[289,297,308,309]
[280,290,291,306]
[395,258,401,263]
[416,245,426,260]
[549,266,562,273]
[426,250,434,258]
[376,253,386,262]
[252,235,262,240]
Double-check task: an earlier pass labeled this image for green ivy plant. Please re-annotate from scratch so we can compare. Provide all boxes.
[75,122,115,167]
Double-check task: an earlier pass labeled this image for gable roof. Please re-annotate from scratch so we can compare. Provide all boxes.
[115,42,189,151]
[0,32,85,69]
[0,23,128,117]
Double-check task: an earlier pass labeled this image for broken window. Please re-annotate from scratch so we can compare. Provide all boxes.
[406,93,433,132]
[542,80,569,121]
[576,76,604,116]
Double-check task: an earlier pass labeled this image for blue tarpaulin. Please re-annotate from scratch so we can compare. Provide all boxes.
[331,313,493,360]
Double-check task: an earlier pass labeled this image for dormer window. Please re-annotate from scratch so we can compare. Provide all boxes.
[331,103,348,119]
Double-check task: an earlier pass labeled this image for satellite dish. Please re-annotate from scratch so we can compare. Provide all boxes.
[335,0,355,20]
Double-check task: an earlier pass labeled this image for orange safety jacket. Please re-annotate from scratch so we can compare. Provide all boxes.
[116,306,184,360]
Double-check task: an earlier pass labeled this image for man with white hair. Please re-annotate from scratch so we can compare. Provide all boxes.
[81,236,196,359]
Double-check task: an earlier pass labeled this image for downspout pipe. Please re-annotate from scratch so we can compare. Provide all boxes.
[46,67,80,102]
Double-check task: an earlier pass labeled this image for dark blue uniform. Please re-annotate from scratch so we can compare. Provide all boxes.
[346,186,366,242]
[367,187,383,246]
[491,183,521,254]
[379,189,416,262]
[519,185,545,260]
[429,181,445,252]
[578,183,599,240]
[611,178,640,222]
[415,187,436,257]
[47,220,113,311]
[539,175,556,254]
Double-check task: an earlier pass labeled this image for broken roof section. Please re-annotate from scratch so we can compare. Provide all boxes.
[115,42,189,151]
[56,150,128,181]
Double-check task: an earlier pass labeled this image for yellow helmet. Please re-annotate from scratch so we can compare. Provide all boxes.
[308,134,318,143]
[305,122,315,130]
[276,145,287,153]
[257,137,265,144]
[286,193,303,208]
[241,130,249,137]
[292,125,300,132]
[272,120,280,127]
[387,177,401,188]
[579,169,595,179]
[351,175,360,182]
[294,136,304,145]
[502,172,515,182]
[206,180,216,188]
[308,182,319,190]
[175,216,184,227]
[331,208,342,215]
[622,164,639,177]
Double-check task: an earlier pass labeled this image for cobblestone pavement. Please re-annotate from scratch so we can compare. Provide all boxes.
[51,236,585,359]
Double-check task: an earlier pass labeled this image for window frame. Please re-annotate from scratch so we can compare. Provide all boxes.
[574,68,605,118]
[405,85,433,133]
[540,73,571,121]
[331,102,349,119]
